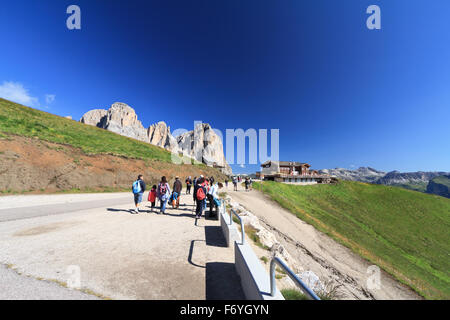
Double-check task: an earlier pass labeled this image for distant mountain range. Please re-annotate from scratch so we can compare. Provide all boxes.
[319,167,450,198]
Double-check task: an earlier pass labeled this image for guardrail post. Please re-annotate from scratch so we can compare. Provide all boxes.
[270,257,320,300]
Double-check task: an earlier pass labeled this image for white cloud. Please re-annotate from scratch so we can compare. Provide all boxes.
[0,81,39,107]
[239,164,246,168]
[45,94,56,105]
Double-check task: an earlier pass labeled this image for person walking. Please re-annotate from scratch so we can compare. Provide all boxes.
[225,178,229,189]
[194,177,207,219]
[203,178,209,210]
[148,185,157,212]
[244,177,250,192]
[185,176,192,194]
[232,176,238,191]
[132,175,146,213]
[172,176,182,208]
[156,176,171,214]
[207,181,223,218]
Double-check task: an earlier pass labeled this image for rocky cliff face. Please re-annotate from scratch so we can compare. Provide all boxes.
[80,109,108,127]
[177,123,232,175]
[376,171,448,186]
[319,167,386,183]
[80,102,231,174]
[102,103,149,142]
[147,121,180,153]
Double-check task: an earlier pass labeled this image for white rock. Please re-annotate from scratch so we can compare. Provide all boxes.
[103,102,149,142]
[80,109,107,126]
[177,123,232,175]
[257,228,278,249]
[272,243,303,274]
[298,271,325,293]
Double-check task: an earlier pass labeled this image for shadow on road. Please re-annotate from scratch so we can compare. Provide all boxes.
[206,262,245,300]
[204,226,227,248]
[188,240,206,269]
[106,208,134,214]
[203,226,245,299]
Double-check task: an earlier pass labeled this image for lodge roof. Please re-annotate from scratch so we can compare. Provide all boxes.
[261,160,310,167]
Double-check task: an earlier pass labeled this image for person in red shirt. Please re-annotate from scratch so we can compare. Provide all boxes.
[148,185,157,213]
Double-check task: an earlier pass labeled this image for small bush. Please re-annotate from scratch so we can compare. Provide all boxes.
[281,289,309,300]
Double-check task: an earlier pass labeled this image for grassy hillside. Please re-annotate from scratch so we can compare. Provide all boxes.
[391,181,428,193]
[426,175,450,198]
[0,98,227,194]
[254,180,450,299]
[431,175,450,188]
[0,98,172,162]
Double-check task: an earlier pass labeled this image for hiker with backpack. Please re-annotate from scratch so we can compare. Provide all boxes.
[244,177,250,192]
[185,176,192,194]
[193,175,203,206]
[172,176,182,209]
[194,177,207,219]
[156,176,171,215]
[132,175,146,213]
[232,176,238,191]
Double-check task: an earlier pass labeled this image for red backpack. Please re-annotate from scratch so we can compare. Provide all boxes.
[196,187,206,201]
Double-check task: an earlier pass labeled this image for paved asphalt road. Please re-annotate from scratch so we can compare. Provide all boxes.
[0,194,131,299]
[0,193,244,300]
[0,264,99,300]
[0,196,132,222]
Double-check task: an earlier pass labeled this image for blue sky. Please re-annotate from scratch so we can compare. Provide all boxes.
[1,0,449,174]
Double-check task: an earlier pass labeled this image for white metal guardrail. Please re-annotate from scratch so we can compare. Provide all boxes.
[229,208,245,245]
[270,256,320,300]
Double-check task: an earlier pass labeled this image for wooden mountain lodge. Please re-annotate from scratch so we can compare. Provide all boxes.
[259,161,333,184]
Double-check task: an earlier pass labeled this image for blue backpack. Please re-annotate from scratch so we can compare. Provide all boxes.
[132,180,142,194]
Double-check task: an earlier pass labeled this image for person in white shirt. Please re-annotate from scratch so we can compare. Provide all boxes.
[207,182,223,217]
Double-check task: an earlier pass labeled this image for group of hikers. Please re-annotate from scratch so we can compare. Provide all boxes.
[131,173,254,218]
[131,174,224,219]
[225,176,253,192]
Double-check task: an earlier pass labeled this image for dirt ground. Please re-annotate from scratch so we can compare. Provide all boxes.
[226,187,422,300]
[0,136,226,193]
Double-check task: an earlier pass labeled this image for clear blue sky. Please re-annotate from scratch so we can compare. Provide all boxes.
[1,0,449,174]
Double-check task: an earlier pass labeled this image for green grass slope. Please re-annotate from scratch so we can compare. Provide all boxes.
[0,98,172,162]
[431,175,450,188]
[426,175,450,198]
[254,180,450,299]
[391,181,428,193]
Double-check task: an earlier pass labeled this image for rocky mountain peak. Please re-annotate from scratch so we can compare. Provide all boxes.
[79,109,108,127]
[80,102,232,175]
